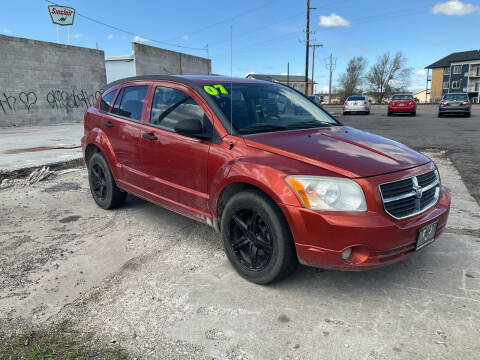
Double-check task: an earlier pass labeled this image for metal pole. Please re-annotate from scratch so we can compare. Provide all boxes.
[311,46,315,95]
[328,53,333,104]
[304,0,310,95]
[57,24,60,43]
[287,62,290,87]
[425,68,429,103]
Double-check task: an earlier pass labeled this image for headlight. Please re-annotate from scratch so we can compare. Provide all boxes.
[285,176,367,211]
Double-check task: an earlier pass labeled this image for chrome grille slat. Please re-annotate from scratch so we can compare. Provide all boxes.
[379,170,440,220]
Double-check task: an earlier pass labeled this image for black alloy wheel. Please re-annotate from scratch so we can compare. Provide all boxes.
[221,190,298,284]
[229,209,273,272]
[88,152,127,209]
[90,163,107,201]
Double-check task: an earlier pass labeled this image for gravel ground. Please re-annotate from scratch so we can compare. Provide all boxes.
[1,148,479,359]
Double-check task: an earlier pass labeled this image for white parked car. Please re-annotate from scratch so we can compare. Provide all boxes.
[343,95,371,115]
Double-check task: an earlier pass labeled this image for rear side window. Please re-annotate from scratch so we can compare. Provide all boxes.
[112,86,148,120]
[150,87,205,132]
[100,90,117,111]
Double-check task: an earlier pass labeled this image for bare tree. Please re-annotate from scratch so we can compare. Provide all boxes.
[337,56,367,102]
[366,52,411,103]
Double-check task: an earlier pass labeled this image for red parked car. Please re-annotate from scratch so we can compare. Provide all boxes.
[388,94,416,116]
[82,75,450,284]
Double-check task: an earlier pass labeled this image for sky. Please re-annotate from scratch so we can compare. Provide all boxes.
[2,0,480,92]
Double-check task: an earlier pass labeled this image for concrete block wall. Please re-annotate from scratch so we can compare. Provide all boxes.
[0,35,106,127]
[133,42,211,76]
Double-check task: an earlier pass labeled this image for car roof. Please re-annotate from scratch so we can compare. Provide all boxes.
[105,75,269,90]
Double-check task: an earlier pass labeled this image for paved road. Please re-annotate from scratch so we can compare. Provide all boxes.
[325,104,480,204]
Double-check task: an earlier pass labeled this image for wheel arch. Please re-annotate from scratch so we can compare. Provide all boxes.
[84,128,119,179]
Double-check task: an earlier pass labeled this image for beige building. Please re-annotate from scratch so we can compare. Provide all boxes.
[413,89,431,103]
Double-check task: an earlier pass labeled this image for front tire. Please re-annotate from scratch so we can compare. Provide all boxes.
[88,152,127,210]
[221,190,297,284]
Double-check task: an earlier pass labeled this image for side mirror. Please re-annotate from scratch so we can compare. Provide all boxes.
[174,118,211,140]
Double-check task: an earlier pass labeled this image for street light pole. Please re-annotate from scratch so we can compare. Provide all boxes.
[304,0,310,95]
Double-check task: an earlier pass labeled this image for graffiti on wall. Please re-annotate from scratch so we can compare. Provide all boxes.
[0,89,101,115]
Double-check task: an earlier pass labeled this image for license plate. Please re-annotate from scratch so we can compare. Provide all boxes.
[399,103,405,107]
[416,221,438,250]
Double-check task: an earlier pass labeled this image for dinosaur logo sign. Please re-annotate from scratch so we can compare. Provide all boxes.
[48,5,75,26]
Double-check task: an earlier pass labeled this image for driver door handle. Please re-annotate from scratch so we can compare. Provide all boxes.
[142,132,158,141]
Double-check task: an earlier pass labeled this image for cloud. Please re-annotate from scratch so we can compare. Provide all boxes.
[182,35,189,40]
[295,72,303,75]
[72,33,83,39]
[432,0,478,15]
[133,35,150,43]
[3,29,12,34]
[280,72,288,75]
[319,13,350,27]
[107,34,115,40]
[415,69,427,76]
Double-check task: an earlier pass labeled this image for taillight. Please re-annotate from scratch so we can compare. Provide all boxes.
[462,100,470,105]
[440,101,446,105]
[409,101,414,106]
[344,102,348,105]
[363,101,367,105]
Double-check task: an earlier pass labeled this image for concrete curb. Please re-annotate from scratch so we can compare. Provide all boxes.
[0,158,85,182]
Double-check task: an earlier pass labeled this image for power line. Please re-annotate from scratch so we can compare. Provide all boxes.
[43,0,208,52]
[163,0,279,42]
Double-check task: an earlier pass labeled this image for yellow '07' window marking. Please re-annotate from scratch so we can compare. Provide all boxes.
[203,84,228,95]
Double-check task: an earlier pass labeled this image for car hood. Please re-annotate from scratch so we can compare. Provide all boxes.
[244,126,430,178]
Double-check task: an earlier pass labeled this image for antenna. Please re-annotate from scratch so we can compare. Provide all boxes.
[229,25,234,149]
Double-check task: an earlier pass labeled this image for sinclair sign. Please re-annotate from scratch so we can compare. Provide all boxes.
[48,5,75,26]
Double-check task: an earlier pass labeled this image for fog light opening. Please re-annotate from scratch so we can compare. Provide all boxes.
[341,247,352,261]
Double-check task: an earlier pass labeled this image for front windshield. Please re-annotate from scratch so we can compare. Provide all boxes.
[202,82,339,134]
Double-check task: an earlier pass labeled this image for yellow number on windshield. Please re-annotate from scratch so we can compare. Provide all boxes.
[203,84,228,95]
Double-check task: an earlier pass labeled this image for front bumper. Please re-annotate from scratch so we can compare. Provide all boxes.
[389,105,415,113]
[280,180,450,271]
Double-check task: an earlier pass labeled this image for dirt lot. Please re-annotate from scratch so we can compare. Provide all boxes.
[1,108,480,359]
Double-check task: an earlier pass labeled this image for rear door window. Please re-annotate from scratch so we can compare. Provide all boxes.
[100,90,117,112]
[112,86,148,121]
[150,86,205,132]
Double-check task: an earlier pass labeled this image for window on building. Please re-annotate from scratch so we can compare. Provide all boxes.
[451,81,460,89]
[443,81,449,89]
[150,86,205,132]
[112,86,148,120]
[100,90,117,112]
[453,65,462,75]
[477,67,480,76]
[475,82,480,92]
[444,67,451,75]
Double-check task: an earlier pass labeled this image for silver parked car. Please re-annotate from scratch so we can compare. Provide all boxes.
[343,95,371,115]
[438,93,471,117]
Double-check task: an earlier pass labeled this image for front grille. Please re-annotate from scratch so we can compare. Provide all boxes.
[379,170,440,219]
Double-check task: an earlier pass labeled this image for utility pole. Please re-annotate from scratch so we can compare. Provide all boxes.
[304,0,316,95]
[287,62,290,87]
[325,53,336,104]
[310,43,323,95]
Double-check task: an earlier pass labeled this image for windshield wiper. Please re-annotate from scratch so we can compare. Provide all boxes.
[285,120,334,129]
[238,124,287,134]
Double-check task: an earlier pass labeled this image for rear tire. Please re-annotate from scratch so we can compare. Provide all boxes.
[88,152,127,210]
[466,112,471,117]
[387,112,392,116]
[438,112,443,118]
[412,111,416,116]
[221,190,298,284]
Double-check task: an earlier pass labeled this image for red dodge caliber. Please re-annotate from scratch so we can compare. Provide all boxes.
[82,75,450,284]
